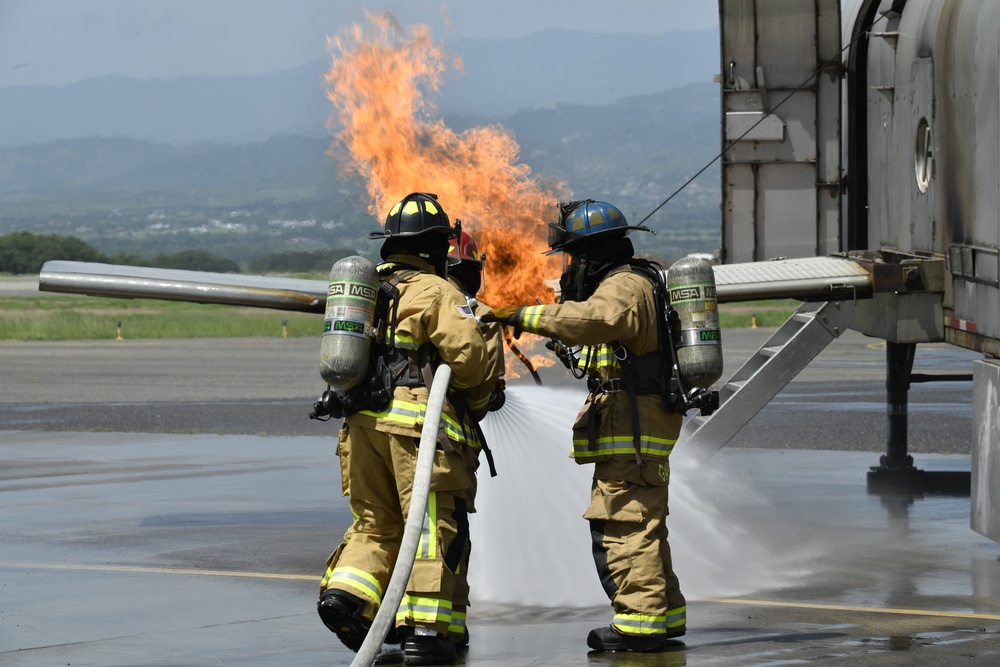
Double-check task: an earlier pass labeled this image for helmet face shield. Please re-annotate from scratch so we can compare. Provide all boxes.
[547,222,568,251]
[448,227,481,268]
[558,253,586,303]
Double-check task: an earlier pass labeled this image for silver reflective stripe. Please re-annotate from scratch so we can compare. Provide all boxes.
[330,569,382,603]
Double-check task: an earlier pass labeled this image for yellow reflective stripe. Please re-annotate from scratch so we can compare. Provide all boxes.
[442,412,478,445]
[572,434,675,459]
[576,345,620,371]
[419,492,438,559]
[396,595,453,625]
[449,608,467,635]
[449,377,472,390]
[585,344,619,369]
[613,614,666,634]
[613,605,685,635]
[665,606,687,629]
[359,400,481,446]
[327,566,383,605]
[393,333,419,350]
[360,399,422,424]
[467,393,489,411]
[520,305,544,332]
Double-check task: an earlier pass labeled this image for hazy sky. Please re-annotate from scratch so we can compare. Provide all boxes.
[0,0,719,88]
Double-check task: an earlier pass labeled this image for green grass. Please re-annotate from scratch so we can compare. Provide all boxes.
[0,295,322,341]
[717,300,797,329]
[0,295,797,341]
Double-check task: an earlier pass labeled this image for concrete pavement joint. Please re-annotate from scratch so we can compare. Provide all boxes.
[4,562,997,624]
[707,597,1000,622]
[0,561,317,582]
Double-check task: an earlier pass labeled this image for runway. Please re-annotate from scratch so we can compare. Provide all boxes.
[2,329,999,665]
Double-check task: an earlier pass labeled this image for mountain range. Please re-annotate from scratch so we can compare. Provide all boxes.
[0,28,719,147]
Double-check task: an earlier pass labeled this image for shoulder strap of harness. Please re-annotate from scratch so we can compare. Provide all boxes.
[609,260,672,466]
[613,343,645,466]
[376,263,453,452]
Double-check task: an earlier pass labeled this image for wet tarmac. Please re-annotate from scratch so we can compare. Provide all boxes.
[2,329,1000,665]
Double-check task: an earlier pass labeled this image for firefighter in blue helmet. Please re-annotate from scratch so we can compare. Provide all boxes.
[482,199,688,653]
[317,192,490,665]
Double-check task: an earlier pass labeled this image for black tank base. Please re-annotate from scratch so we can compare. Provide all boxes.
[866,467,971,497]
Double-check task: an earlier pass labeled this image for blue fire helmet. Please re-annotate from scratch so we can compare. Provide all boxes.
[547,199,650,253]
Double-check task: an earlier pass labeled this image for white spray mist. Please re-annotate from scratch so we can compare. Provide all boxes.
[469,384,807,608]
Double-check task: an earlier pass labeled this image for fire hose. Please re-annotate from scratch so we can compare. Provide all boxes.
[502,327,542,385]
[350,363,452,667]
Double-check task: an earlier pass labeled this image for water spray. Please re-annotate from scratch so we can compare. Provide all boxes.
[472,384,809,608]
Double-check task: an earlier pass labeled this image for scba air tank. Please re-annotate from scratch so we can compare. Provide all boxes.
[319,255,378,392]
[666,256,723,388]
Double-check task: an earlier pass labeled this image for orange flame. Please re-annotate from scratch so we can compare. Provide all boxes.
[324,11,569,377]
[323,10,565,308]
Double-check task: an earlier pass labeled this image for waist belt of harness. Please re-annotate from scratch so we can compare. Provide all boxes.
[587,375,661,395]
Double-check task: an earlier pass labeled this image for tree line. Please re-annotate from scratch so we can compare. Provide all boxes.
[0,231,358,276]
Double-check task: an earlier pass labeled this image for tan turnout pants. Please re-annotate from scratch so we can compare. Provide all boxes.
[585,458,687,637]
[321,422,472,637]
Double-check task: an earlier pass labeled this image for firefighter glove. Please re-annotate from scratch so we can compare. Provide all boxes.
[545,339,573,369]
[479,306,519,324]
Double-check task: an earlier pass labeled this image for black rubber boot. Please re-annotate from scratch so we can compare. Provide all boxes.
[317,589,371,652]
[401,629,457,665]
[586,625,685,653]
[449,627,469,650]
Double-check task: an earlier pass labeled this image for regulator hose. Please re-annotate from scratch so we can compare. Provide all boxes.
[350,364,452,667]
[503,327,542,385]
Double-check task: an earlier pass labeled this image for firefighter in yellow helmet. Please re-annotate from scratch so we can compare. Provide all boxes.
[317,192,490,665]
[482,199,689,653]
[445,228,506,648]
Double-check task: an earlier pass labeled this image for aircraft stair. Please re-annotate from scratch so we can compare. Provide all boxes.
[680,299,856,460]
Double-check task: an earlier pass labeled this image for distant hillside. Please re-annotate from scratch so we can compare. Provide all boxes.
[0,83,723,265]
[443,29,719,115]
[0,28,718,147]
[0,68,331,147]
[0,135,337,197]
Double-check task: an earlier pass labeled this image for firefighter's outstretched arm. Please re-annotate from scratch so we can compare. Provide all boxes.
[479,305,525,338]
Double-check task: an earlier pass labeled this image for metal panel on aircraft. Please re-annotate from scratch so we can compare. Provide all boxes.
[756,164,819,259]
[720,0,843,264]
[39,261,328,313]
[723,164,757,262]
[969,8,1000,342]
[712,255,872,302]
[972,360,1000,543]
